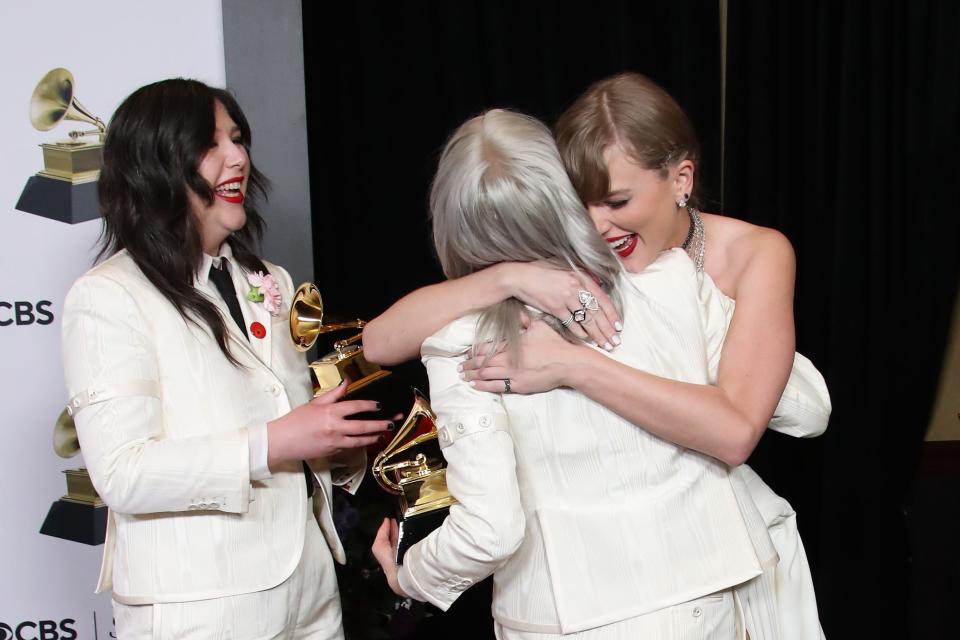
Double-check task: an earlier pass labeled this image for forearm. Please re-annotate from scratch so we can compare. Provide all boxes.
[568,349,763,466]
[363,265,513,365]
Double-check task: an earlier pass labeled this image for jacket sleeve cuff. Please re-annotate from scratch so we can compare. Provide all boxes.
[248,422,272,481]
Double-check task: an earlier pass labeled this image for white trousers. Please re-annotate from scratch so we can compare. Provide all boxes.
[495,590,742,640]
[113,509,343,640]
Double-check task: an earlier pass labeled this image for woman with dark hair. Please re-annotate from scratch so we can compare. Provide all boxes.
[364,74,827,639]
[61,78,389,639]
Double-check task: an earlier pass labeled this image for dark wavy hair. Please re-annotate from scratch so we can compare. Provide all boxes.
[97,78,270,364]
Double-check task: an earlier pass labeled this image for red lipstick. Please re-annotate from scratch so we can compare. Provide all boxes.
[607,234,638,258]
[214,176,245,204]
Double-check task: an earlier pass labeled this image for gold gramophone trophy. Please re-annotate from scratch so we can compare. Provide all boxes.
[289,284,456,562]
[372,391,457,563]
[15,67,105,224]
[39,408,107,545]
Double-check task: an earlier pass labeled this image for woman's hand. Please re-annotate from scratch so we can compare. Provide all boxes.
[372,518,407,597]
[459,319,584,394]
[506,262,622,350]
[266,383,392,469]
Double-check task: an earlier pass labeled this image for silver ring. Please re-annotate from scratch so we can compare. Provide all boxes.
[578,290,599,311]
[573,308,587,323]
[560,314,575,327]
[503,378,512,393]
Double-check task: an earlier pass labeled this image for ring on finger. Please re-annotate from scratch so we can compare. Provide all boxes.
[502,378,512,393]
[560,313,575,327]
[573,308,587,323]
[578,290,600,311]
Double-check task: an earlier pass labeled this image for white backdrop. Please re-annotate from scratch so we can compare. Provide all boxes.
[0,2,225,637]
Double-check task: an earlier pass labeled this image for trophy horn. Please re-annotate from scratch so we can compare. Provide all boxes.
[29,68,105,136]
[53,407,80,459]
[289,283,366,352]
[372,390,445,495]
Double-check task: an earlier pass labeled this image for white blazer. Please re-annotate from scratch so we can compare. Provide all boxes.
[61,250,354,605]
[398,250,830,635]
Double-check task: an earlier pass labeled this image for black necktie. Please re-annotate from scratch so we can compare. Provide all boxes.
[207,258,314,498]
[208,259,248,339]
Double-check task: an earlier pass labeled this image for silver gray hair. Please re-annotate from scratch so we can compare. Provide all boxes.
[430,108,623,358]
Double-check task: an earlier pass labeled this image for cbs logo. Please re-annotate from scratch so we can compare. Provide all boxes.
[0,620,76,640]
[0,301,54,327]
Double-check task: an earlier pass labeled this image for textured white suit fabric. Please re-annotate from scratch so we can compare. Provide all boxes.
[60,250,349,609]
[399,250,829,639]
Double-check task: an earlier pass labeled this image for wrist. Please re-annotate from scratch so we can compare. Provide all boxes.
[562,344,600,390]
[265,419,288,470]
[489,262,520,300]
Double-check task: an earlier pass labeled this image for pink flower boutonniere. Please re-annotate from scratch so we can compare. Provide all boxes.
[246,271,282,316]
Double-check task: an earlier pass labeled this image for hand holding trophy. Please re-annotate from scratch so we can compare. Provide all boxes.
[289,284,456,562]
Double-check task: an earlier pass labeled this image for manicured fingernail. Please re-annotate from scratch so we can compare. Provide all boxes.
[468,381,476,387]
[589,341,598,348]
[457,363,463,372]
[604,342,613,351]
[612,334,621,346]
[459,372,466,380]
[614,321,623,331]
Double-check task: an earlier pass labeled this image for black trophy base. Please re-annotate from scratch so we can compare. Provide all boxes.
[396,507,450,564]
[15,175,100,224]
[40,499,108,545]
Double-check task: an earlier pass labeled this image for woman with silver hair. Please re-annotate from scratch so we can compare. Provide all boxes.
[371,109,828,639]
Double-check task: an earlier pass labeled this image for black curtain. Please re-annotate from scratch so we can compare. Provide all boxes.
[303,0,721,323]
[724,1,960,637]
[301,1,960,638]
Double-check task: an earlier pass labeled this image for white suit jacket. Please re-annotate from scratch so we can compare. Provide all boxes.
[398,250,830,635]
[61,249,354,605]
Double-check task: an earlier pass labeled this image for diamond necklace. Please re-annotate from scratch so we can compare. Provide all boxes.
[680,206,705,273]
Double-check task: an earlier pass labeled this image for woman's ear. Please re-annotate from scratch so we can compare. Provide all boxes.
[673,160,695,203]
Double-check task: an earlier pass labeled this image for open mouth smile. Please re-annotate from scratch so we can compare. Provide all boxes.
[215,177,245,204]
[607,233,638,258]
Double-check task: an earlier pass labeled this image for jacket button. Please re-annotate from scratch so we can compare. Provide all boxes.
[456,423,465,433]
[479,415,490,427]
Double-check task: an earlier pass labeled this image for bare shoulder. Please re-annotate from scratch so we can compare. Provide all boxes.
[700,213,795,299]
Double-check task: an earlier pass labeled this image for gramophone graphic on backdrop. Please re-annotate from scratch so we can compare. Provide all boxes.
[39,407,107,545]
[289,283,456,563]
[15,67,104,224]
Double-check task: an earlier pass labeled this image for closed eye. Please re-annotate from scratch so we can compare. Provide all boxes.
[606,199,628,210]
